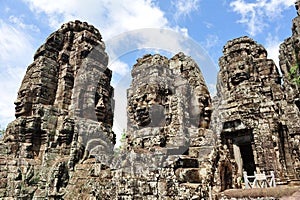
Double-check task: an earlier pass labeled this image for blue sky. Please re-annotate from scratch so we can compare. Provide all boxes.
[0,0,297,138]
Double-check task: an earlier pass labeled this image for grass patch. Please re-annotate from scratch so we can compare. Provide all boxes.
[222,186,300,198]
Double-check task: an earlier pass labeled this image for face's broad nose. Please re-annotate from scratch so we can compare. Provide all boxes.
[14,98,21,106]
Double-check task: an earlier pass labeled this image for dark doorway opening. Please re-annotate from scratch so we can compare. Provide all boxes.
[239,143,255,175]
[221,124,256,176]
[295,99,300,112]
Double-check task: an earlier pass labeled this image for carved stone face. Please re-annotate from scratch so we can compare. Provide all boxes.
[228,61,250,85]
[95,87,112,123]
[15,81,52,118]
[131,93,151,127]
[128,84,167,127]
[14,82,33,118]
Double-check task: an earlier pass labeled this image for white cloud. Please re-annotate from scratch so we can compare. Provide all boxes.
[202,34,219,49]
[109,60,130,77]
[265,33,280,67]
[22,0,188,73]
[208,83,217,97]
[22,0,168,38]
[0,67,25,128]
[264,0,295,19]
[9,15,40,32]
[172,0,200,20]
[112,74,131,147]
[105,28,194,73]
[178,27,189,38]
[0,20,34,65]
[127,29,192,55]
[173,26,189,37]
[0,20,34,128]
[230,0,294,36]
[204,21,214,29]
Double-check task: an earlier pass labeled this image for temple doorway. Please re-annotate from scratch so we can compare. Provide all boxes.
[239,143,255,175]
[221,121,256,176]
[231,133,256,176]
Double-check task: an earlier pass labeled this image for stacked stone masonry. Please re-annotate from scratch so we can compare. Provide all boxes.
[1,2,300,200]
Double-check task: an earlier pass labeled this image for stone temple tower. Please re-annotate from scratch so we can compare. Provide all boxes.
[212,32,300,189]
[212,35,300,188]
[279,0,300,182]
[116,53,218,199]
[0,20,115,199]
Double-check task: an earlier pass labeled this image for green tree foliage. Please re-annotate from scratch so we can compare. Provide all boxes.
[121,129,126,140]
[290,62,300,87]
[114,129,127,155]
[290,50,300,87]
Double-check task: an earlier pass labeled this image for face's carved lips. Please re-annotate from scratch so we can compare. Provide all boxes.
[95,107,105,112]
[231,71,248,84]
[96,109,106,118]
[15,104,24,113]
